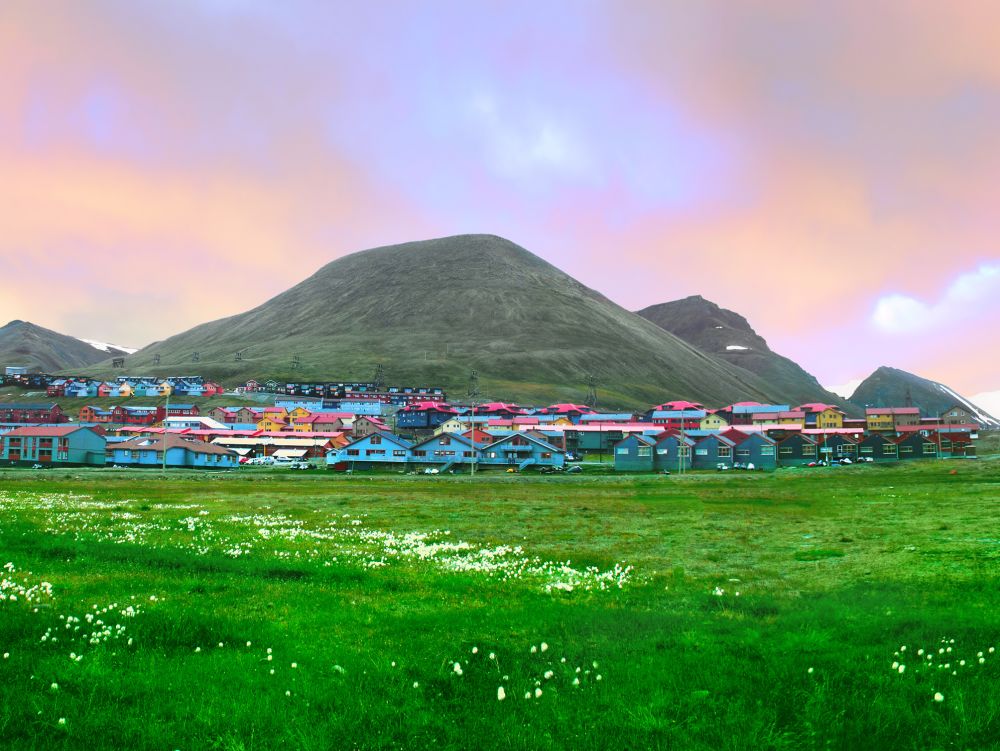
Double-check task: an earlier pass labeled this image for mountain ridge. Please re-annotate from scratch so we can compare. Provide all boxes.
[76,234,790,408]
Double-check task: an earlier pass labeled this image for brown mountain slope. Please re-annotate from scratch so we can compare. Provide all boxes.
[637,296,856,412]
[0,320,112,372]
[83,235,792,408]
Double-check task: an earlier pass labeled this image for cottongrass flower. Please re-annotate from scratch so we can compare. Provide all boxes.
[194,647,201,653]
[892,662,899,670]
[524,692,531,699]
[57,718,66,726]
[267,655,273,662]
[807,667,814,674]
[934,692,944,702]
[530,645,537,654]
[596,674,603,681]
[413,682,419,689]
[291,662,297,669]
[898,665,905,674]
[285,690,291,697]
[453,662,463,676]
[540,642,549,652]
[497,686,506,701]
[246,641,252,647]
[2,653,8,659]
[544,670,554,680]
[267,648,272,654]
[489,652,496,661]
[50,683,59,691]
[572,677,580,686]
[471,647,478,655]
[218,642,224,648]
[534,688,543,698]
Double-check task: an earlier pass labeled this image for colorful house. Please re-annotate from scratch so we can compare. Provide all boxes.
[776,434,818,466]
[858,432,898,461]
[0,403,68,424]
[865,407,921,432]
[1,426,106,466]
[796,404,845,429]
[691,434,737,469]
[108,434,239,468]
[729,431,778,469]
[894,432,941,460]
[699,412,730,431]
[613,434,656,471]
[409,433,479,468]
[653,432,694,471]
[331,432,413,469]
[396,402,458,430]
[479,433,565,470]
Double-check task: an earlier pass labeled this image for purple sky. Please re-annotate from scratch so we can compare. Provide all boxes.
[1,1,998,405]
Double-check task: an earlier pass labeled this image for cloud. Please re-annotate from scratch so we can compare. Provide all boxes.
[872,263,1000,334]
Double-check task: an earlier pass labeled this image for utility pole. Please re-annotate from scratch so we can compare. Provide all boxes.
[161,387,170,473]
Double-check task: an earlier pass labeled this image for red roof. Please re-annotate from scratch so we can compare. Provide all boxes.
[4,426,92,438]
[653,400,705,411]
[796,403,843,414]
[401,401,456,413]
[865,407,920,415]
[543,403,594,414]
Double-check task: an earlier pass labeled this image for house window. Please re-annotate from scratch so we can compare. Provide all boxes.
[413,450,426,457]
[883,445,897,455]
[440,436,450,445]
[802,446,816,456]
[637,447,652,457]
[923,443,937,455]
[899,446,913,454]
[346,449,359,456]
[736,449,751,458]
[860,446,874,455]
[615,447,628,455]
[718,447,732,458]
[392,450,406,457]
[779,447,793,456]
[541,452,551,459]
[695,449,708,456]
[760,446,774,455]
[370,434,381,445]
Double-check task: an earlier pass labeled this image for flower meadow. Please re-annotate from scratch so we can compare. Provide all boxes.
[0,463,998,749]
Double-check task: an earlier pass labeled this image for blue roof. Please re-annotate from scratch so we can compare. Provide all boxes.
[731,404,789,414]
[650,410,707,419]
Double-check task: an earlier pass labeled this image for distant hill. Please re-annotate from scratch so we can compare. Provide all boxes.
[636,296,856,412]
[850,366,999,428]
[81,234,792,408]
[0,320,121,372]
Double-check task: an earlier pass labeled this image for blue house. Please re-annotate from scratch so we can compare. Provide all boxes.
[396,402,457,430]
[776,434,818,466]
[858,432,898,462]
[409,433,478,469]
[479,433,565,470]
[329,431,413,469]
[108,434,239,468]
[653,433,694,471]
[729,431,778,469]
[613,434,655,471]
[2,426,106,466]
[691,434,737,469]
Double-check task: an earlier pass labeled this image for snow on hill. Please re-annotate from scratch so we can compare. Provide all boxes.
[78,338,138,355]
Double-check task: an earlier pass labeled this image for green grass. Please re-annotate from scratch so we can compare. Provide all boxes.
[1,460,999,749]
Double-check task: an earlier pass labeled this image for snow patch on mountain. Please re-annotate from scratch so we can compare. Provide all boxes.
[79,338,138,355]
[936,383,1000,428]
[725,345,749,351]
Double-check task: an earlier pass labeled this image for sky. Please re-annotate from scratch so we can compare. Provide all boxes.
[1,1,998,402]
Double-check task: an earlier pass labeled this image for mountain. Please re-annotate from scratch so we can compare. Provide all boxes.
[84,234,793,407]
[0,320,117,372]
[849,366,1000,428]
[636,296,856,411]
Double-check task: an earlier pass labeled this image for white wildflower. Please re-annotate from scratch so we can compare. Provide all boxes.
[497,686,506,701]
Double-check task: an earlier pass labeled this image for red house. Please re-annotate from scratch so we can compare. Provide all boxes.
[0,403,68,424]
[202,382,224,396]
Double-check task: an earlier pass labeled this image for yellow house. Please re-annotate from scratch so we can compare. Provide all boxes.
[700,413,729,430]
[815,408,844,429]
[117,383,133,397]
[158,381,173,396]
[288,406,312,422]
[435,417,467,435]
[257,415,290,432]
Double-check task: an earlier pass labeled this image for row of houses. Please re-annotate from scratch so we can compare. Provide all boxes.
[613,427,976,471]
[48,378,223,398]
[0,426,240,468]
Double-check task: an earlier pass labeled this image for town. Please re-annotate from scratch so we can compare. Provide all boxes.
[0,369,984,473]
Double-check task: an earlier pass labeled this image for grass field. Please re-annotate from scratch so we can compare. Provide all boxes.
[1,460,999,749]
